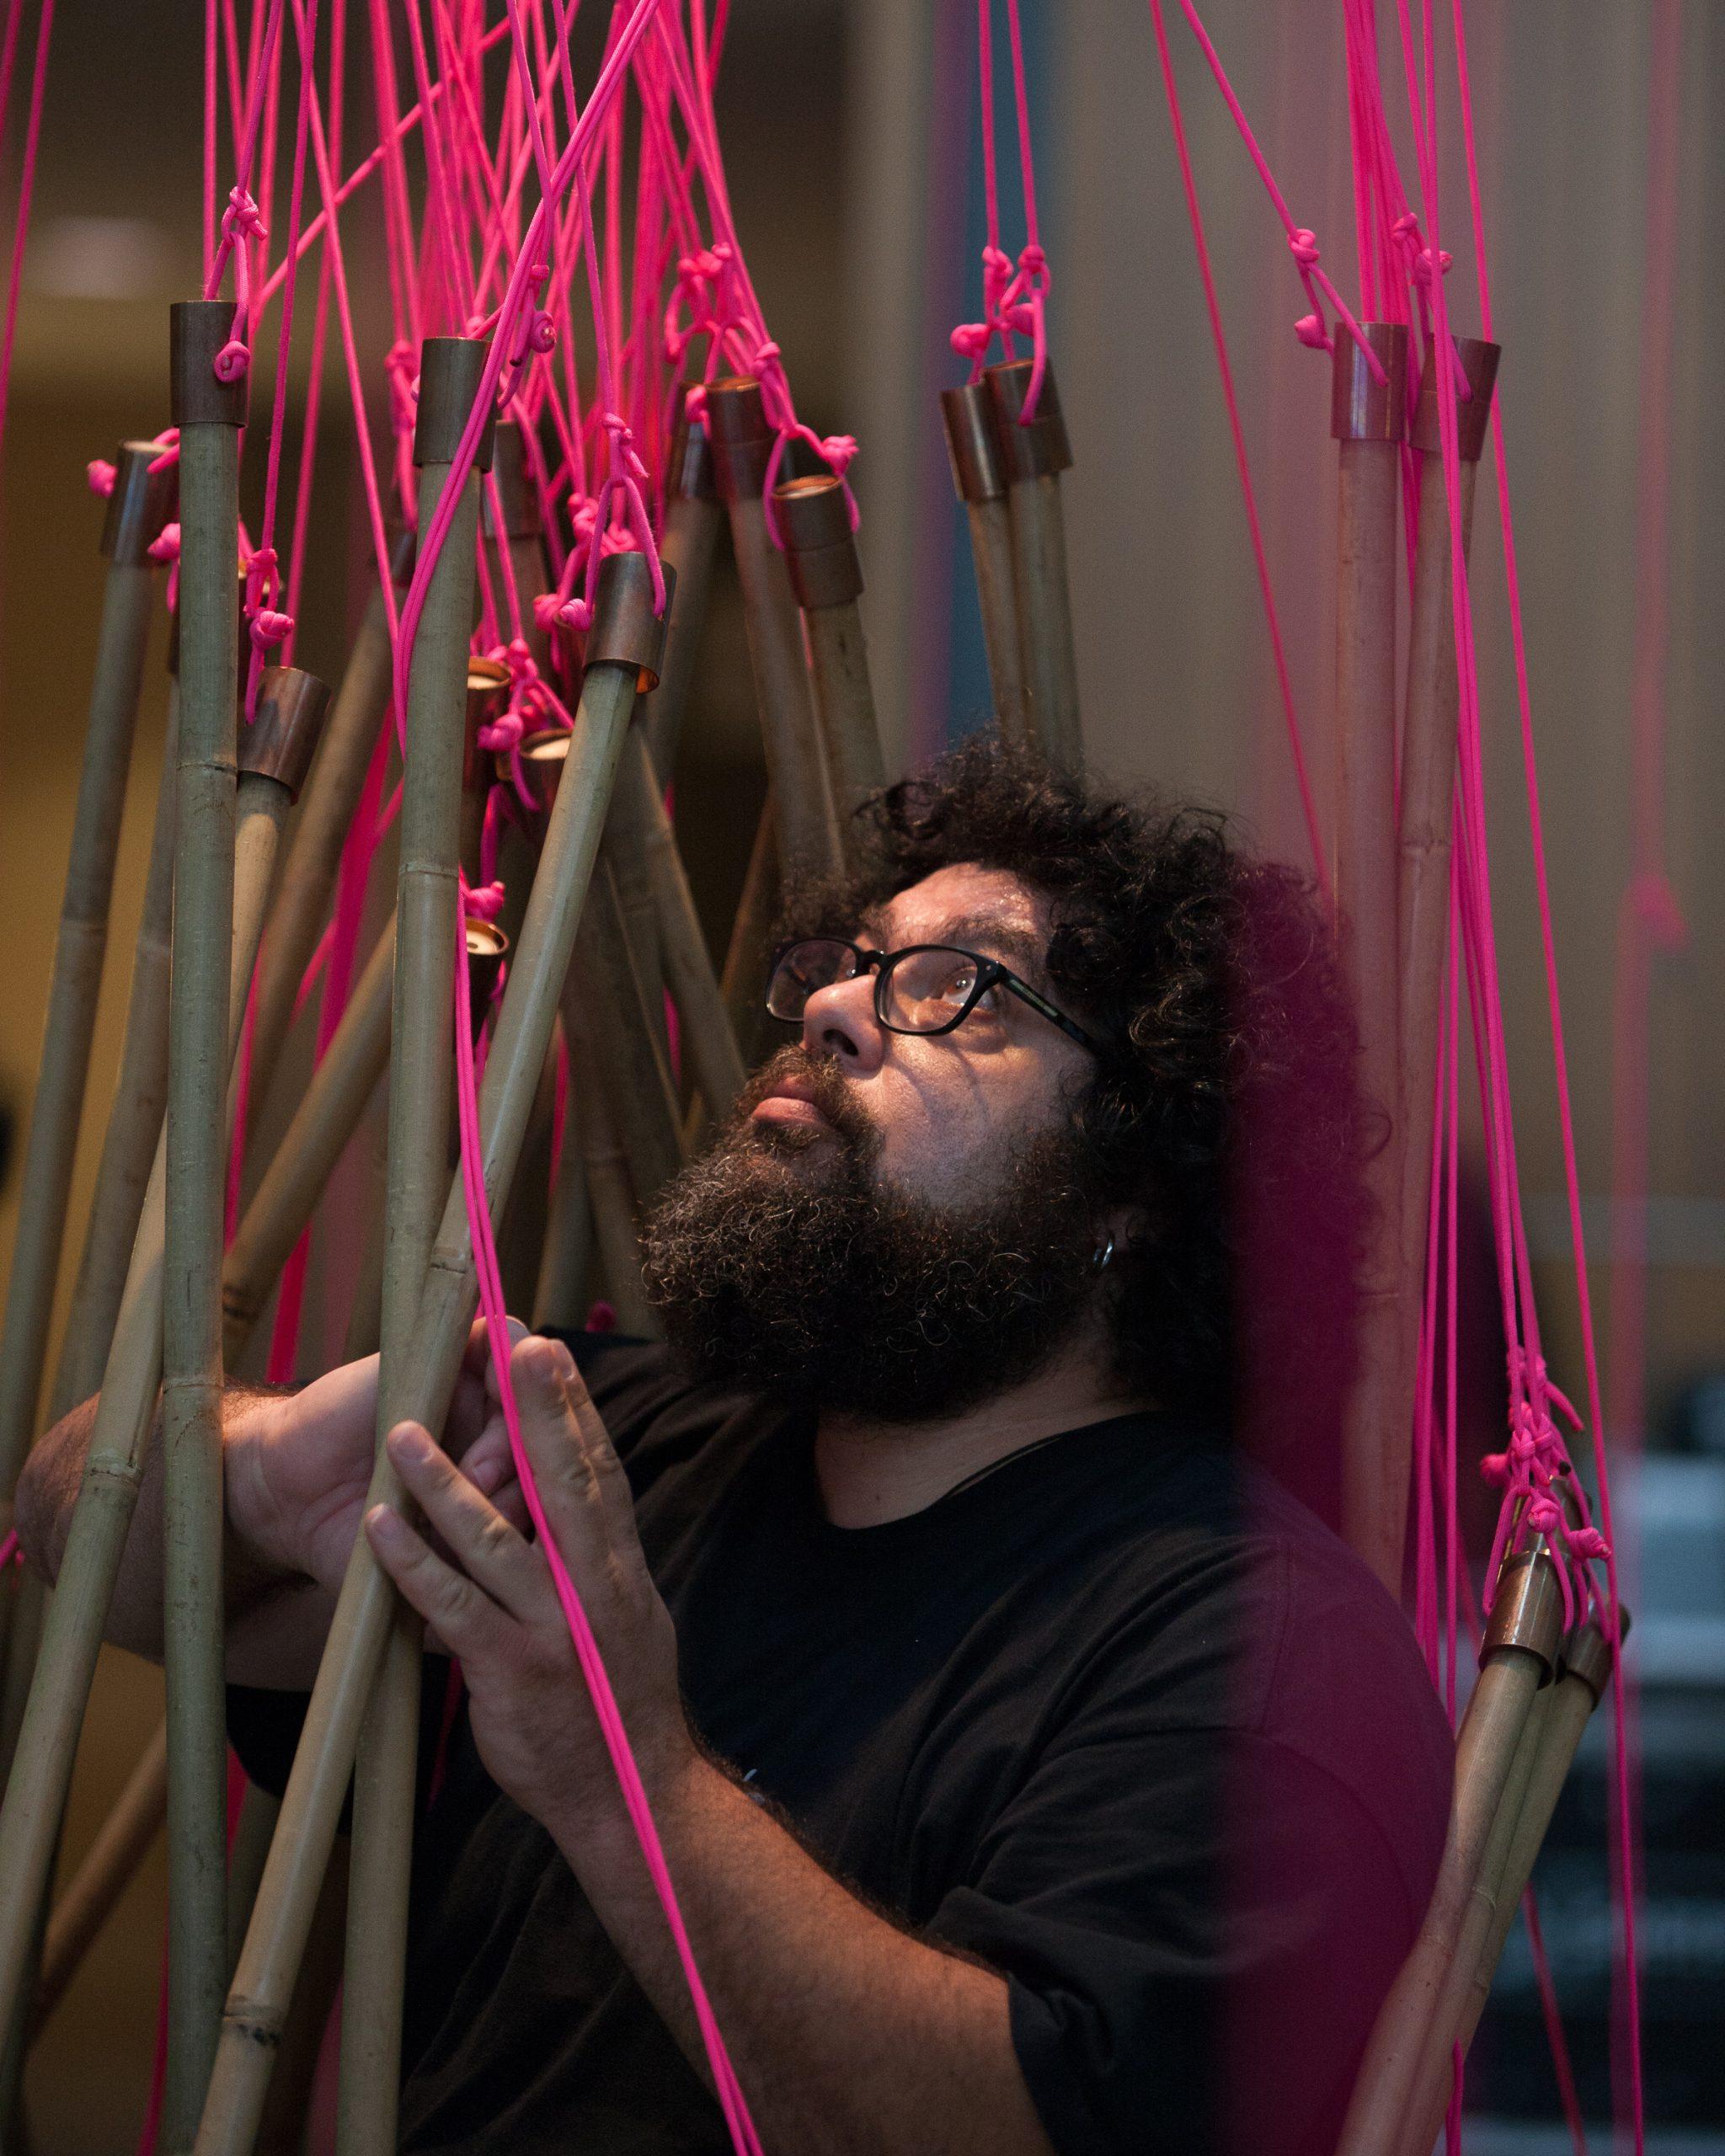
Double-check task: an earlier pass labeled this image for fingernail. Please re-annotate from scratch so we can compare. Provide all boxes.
[468,1455,502,1493]
[364,1504,398,1541]
[387,1423,430,1462]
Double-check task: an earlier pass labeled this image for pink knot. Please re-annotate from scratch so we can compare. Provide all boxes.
[1017,242,1048,282]
[1391,212,1419,243]
[1413,247,1453,286]
[87,458,117,497]
[465,880,506,923]
[753,339,782,372]
[148,521,181,564]
[950,322,991,360]
[221,186,267,245]
[1480,1449,1510,1487]
[213,339,252,382]
[1567,1527,1610,1563]
[250,608,293,649]
[1293,312,1329,350]
[558,596,594,633]
[526,312,558,355]
[531,592,565,637]
[477,711,524,753]
[980,244,1012,278]
[1288,228,1321,268]
[1526,1496,1564,1535]
[820,433,858,478]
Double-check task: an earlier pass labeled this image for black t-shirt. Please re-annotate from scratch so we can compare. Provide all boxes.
[230,1336,1452,2156]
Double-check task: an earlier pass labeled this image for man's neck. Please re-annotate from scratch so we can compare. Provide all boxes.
[814,1329,1151,1529]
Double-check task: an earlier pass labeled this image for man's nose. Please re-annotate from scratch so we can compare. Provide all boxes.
[800,971,885,1070]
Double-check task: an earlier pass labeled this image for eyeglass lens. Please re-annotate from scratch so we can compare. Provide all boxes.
[766,940,993,1035]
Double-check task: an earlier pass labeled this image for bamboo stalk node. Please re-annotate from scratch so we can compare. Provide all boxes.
[774,474,862,610]
[413,336,497,471]
[170,300,248,429]
[940,380,1008,504]
[1409,336,1501,461]
[1330,322,1408,442]
[583,552,676,690]
[100,440,179,565]
[703,376,773,501]
[239,666,330,802]
[983,357,1072,480]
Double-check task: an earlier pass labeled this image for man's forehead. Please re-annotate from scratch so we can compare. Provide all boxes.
[861,863,1049,963]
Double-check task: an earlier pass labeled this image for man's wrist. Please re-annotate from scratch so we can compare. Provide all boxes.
[551,1725,715,1880]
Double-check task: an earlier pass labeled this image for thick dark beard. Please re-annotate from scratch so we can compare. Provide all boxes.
[638,1047,1105,1422]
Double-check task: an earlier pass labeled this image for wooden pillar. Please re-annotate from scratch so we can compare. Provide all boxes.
[940,382,1028,743]
[705,376,844,875]
[984,359,1081,770]
[339,335,494,2156]
[196,552,664,2156]
[1329,320,1410,1595]
[773,472,884,862]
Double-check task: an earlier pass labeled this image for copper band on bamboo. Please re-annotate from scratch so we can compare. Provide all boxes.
[1330,322,1407,443]
[170,299,248,430]
[772,474,862,611]
[703,376,774,502]
[1480,1545,1564,1678]
[483,419,538,538]
[1408,335,1500,462]
[1558,1615,1621,1704]
[983,358,1072,481]
[100,440,178,566]
[581,554,675,689]
[413,336,497,471]
[940,381,1008,504]
[239,666,331,803]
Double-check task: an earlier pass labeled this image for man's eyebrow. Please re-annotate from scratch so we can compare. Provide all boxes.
[907,911,1049,981]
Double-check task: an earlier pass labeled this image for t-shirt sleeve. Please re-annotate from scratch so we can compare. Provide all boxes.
[926,1721,1430,2156]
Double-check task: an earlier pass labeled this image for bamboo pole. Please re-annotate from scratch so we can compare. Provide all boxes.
[245,532,410,1114]
[195,552,663,2156]
[1336,1545,1564,2156]
[0,442,174,1559]
[721,792,780,1071]
[984,360,1081,771]
[224,1784,280,1981]
[32,1720,168,2032]
[486,419,550,670]
[632,729,745,1123]
[704,377,845,876]
[773,472,884,861]
[0,673,319,2056]
[1395,339,1500,1437]
[159,302,249,2148]
[49,687,180,1422]
[570,1027,658,1337]
[644,402,721,783]
[532,1021,593,1331]
[941,382,1028,744]
[1327,322,1411,1598]
[339,335,494,2156]
[220,921,396,1360]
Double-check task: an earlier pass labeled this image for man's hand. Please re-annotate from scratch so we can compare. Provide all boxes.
[363,1334,694,1838]
[233,1321,528,1597]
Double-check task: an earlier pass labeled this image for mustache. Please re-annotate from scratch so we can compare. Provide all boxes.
[733,1045,879,1156]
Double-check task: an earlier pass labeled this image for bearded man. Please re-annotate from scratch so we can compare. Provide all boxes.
[20,744,1450,2155]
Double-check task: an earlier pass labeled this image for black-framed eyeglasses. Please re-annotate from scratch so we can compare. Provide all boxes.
[765,937,1099,1051]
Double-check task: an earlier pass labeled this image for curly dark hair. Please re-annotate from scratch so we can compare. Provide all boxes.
[776,738,1370,1519]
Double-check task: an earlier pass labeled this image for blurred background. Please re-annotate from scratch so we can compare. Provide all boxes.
[1,0,1720,2147]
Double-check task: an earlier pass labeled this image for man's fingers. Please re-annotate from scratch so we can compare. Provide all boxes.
[384,1423,553,1625]
[365,1504,514,1659]
[510,1337,645,1584]
[482,1316,532,1406]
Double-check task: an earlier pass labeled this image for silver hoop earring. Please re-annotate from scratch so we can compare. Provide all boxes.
[1092,1235,1116,1274]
